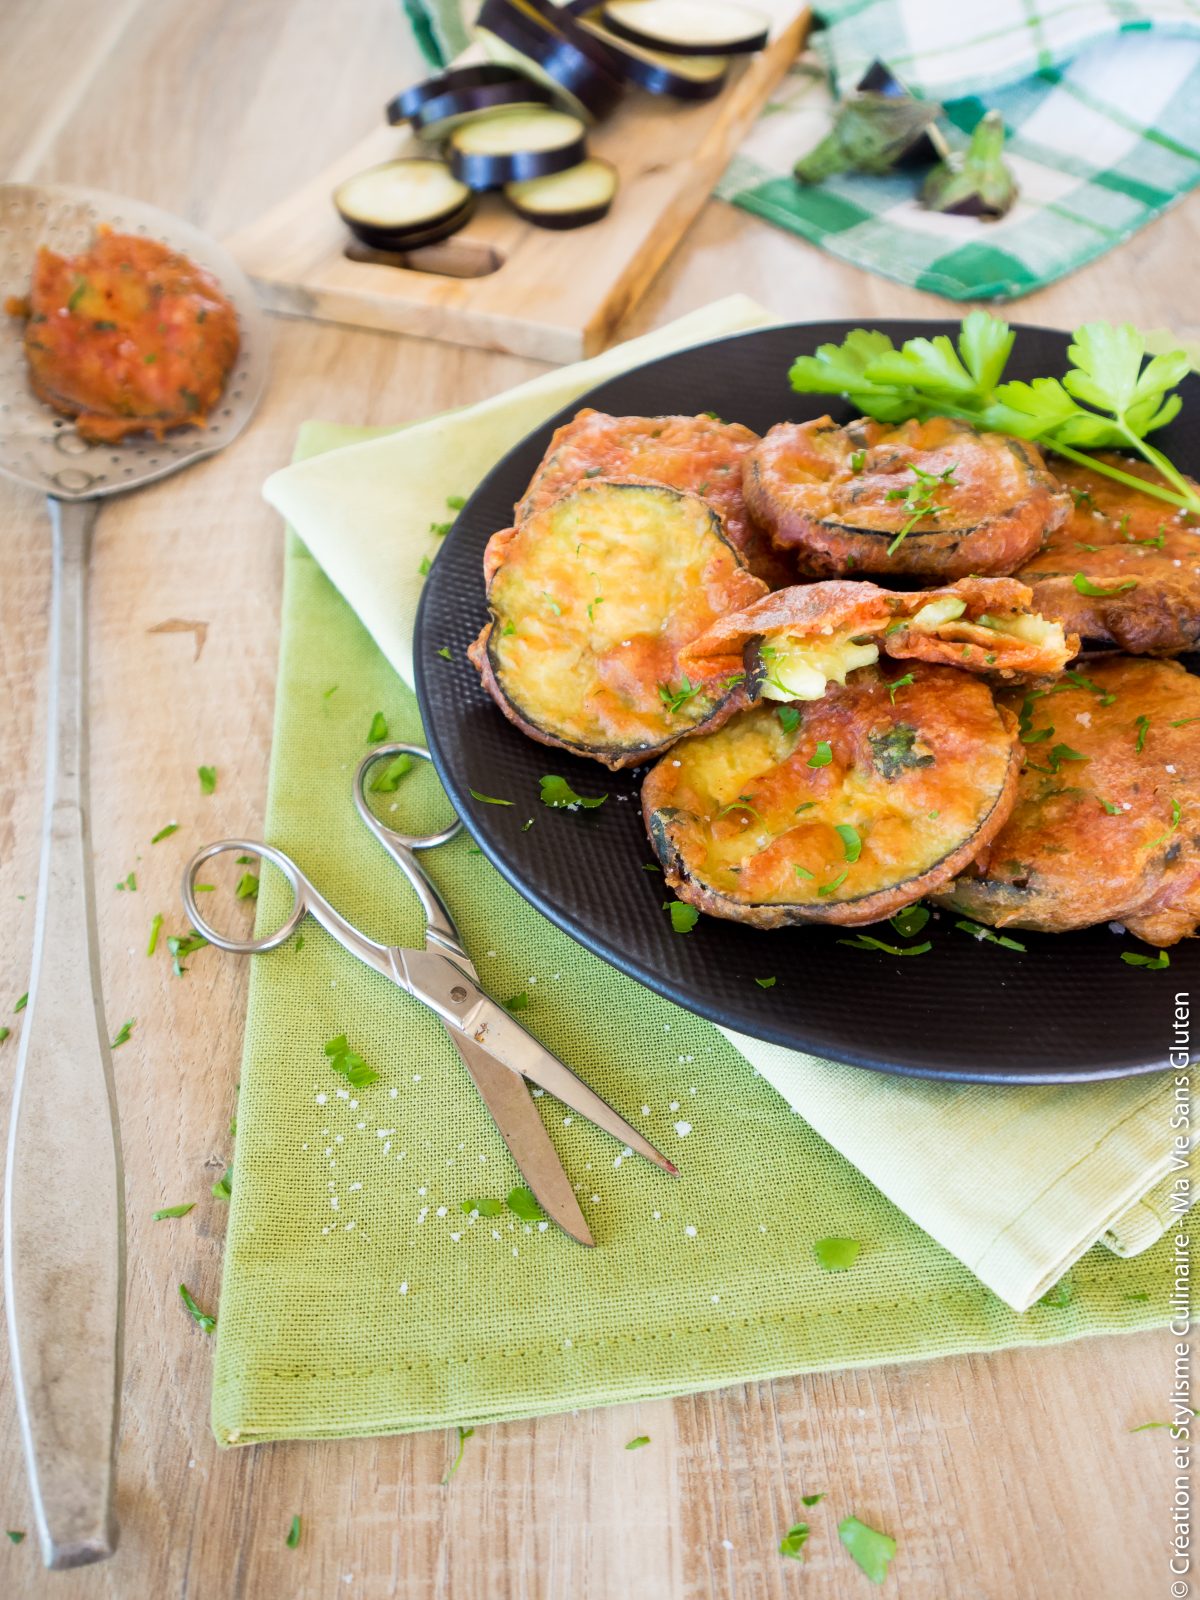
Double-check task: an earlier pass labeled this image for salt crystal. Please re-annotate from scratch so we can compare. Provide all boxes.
[399,1282,408,1295]
[685,1224,697,1237]
[674,1121,692,1138]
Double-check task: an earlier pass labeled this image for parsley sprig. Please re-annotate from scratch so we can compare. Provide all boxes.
[789,313,1200,516]
[884,462,958,555]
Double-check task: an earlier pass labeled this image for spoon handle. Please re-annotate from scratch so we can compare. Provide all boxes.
[4,496,124,1568]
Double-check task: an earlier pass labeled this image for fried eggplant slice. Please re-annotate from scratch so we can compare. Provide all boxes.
[680,575,1077,699]
[939,658,1200,947]
[469,479,768,770]
[643,664,1021,928]
[744,415,1069,580]
[8,227,239,442]
[1017,456,1200,655]
[515,407,791,586]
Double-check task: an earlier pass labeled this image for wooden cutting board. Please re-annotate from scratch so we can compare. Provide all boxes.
[225,8,810,363]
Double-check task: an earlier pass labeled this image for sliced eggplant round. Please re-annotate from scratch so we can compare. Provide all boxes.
[508,0,630,83]
[387,64,525,126]
[504,157,618,227]
[333,160,475,250]
[601,0,768,57]
[447,108,588,190]
[467,479,768,770]
[412,78,555,142]
[476,0,623,120]
[642,666,1022,928]
[578,18,728,99]
[744,415,1072,582]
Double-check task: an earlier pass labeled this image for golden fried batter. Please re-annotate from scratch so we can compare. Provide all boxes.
[10,227,239,442]
[515,408,791,586]
[469,479,768,770]
[643,665,1021,928]
[940,658,1200,946]
[680,576,1077,699]
[744,415,1069,581]
[1017,456,1200,655]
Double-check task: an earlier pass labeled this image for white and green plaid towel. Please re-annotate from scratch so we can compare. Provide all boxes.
[402,1,1200,300]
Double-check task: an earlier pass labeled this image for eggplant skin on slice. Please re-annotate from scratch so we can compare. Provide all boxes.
[1017,456,1200,655]
[937,657,1200,947]
[680,574,1077,698]
[744,415,1070,581]
[469,480,768,770]
[642,664,1022,928]
[515,407,791,586]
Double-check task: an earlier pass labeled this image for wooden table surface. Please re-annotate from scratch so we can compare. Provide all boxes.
[0,3,1191,1596]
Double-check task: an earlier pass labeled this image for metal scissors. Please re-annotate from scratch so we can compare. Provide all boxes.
[182,744,676,1246]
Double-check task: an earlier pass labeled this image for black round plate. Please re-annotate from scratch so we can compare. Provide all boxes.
[415,321,1200,1083]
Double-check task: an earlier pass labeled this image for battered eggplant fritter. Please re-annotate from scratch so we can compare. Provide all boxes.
[8,227,239,442]
[643,664,1021,928]
[680,576,1077,700]
[1017,457,1200,655]
[744,415,1069,581]
[515,408,791,586]
[940,658,1200,946]
[469,479,768,770]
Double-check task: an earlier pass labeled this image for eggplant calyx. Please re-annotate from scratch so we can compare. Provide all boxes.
[793,93,942,184]
[922,111,1018,219]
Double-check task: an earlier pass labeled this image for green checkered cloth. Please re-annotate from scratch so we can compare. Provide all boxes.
[719,1,1200,299]
[402,1,1200,301]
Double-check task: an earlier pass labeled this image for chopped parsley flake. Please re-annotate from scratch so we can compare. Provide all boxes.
[152,1202,194,1220]
[6,1530,25,1544]
[14,993,26,1013]
[794,865,815,880]
[777,705,801,733]
[801,1493,825,1507]
[839,934,931,956]
[371,753,413,792]
[116,871,137,891]
[324,1034,380,1088]
[446,494,466,511]
[849,449,866,473]
[507,1186,544,1222]
[755,976,777,989]
[198,765,217,795]
[151,822,179,844]
[818,869,848,897]
[889,904,929,939]
[814,1237,860,1271]
[235,872,259,900]
[503,992,529,1011]
[716,795,762,822]
[462,1197,503,1217]
[437,646,451,660]
[779,1523,810,1561]
[1122,949,1170,969]
[368,711,389,742]
[286,1516,301,1550]
[418,555,431,576]
[179,1283,215,1335]
[1170,716,1200,728]
[1073,574,1137,597]
[442,1425,474,1484]
[0,1028,8,1044]
[147,913,163,956]
[1134,714,1151,753]
[166,931,208,977]
[838,1516,896,1584]
[430,521,453,538]
[539,775,607,809]
[664,900,699,933]
[1038,1278,1073,1307]
[469,789,513,805]
[110,1018,135,1049]
[1099,797,1122,815]
[658,676,703,716]
[886,673,914,704]
[808,741,832,768]
[626,1436,651,1451]
[835,824,862,863]
[211,1167,233,1202]
[955,919,1025,952]
[884,461,957,554]
[542,591,561,615]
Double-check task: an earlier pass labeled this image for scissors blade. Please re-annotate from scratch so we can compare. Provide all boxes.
[446,1031,595,1247]
[393,947,677,1177]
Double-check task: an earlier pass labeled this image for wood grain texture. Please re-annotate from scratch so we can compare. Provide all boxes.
[225,8,812,361]
[0,1,1192,1595]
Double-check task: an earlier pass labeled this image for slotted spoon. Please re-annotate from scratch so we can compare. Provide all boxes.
[0,183,268,1569]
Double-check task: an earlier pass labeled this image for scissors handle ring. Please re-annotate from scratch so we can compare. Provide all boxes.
[354,744,462,850]
[181,839,308,954]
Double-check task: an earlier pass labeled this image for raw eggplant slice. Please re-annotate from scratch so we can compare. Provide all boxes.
[601,0,768,57]
[388,64,528,126]
[681,576,1078,698]
[578,19,728,99]
[938,658,1200,948]
[412,77,555,141]
[467,480,768,770]
[447,108,588,189]
[744,414,1072,582]
[508,0,629,84]
[477,0,623,120]
[643,667,1022,928]
[504,157,618,227]
[333,160,475,249]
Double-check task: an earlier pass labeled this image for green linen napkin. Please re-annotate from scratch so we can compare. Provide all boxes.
[260,295,1191,1323]
[214,469,1170,1456]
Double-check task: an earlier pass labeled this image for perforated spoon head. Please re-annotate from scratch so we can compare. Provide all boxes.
[0,183,269,501]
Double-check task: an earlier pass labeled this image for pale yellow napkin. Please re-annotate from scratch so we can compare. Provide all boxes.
[264,296,1189,1312]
